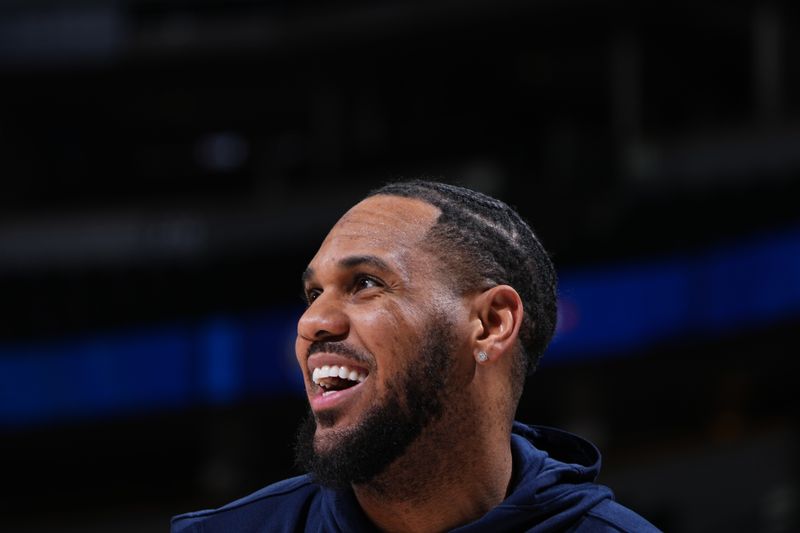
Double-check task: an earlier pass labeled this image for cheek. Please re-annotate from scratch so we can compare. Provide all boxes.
[356,300,423,371]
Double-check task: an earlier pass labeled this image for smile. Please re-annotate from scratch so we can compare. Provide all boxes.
[312,365,367,396]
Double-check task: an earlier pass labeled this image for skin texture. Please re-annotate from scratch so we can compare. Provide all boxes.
[296,195,525,532]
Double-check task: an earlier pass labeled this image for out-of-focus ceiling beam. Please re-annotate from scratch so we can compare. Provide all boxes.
[0,194,355,272]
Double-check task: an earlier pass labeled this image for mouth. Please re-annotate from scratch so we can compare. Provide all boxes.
[312,364,368,396]
[307,358,371,413]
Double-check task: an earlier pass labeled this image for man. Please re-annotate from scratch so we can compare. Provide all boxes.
[172,180,659,532]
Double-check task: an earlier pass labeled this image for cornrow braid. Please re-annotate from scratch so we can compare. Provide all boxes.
[367,179,558,385]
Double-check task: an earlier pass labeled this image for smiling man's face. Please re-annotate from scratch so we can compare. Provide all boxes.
[294,194,474,485]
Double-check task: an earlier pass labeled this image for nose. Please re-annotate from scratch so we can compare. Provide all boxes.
[297,294,349,342]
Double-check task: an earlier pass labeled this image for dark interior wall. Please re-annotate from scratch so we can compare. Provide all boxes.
[1,1,799,532]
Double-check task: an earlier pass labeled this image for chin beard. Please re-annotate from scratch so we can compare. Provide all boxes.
[294,317,455,490]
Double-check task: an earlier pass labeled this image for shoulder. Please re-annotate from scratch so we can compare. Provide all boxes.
[572,499,661,532]
[170,475,323,533]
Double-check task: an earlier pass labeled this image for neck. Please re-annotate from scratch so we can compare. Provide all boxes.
[352,417,513,533]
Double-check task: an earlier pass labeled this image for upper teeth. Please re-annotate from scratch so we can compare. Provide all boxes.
[312,365,367,385]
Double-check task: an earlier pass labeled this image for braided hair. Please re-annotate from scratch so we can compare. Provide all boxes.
[367,179,557,390]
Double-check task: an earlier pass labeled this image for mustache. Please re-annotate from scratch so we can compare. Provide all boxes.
[307,341,373,367]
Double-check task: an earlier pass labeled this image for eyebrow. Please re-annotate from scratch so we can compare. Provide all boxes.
[301,255,393,285]
[340,254,392,272]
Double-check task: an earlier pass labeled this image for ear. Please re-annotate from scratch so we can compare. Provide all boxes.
[471,285,523,365]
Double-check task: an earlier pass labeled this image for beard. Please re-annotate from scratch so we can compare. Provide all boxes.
[294,316,456,489]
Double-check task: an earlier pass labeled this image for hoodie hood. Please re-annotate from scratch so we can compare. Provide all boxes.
[451,422,614,532]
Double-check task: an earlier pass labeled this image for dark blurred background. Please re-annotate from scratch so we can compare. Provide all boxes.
[1,1,799,532]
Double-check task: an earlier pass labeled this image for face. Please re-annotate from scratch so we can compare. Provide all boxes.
[294,311,458,487]
[294,195,474,484]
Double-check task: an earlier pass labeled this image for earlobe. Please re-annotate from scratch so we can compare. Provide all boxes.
[473,285,523,361]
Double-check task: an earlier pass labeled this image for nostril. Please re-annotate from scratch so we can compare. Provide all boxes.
[314,328,348,342]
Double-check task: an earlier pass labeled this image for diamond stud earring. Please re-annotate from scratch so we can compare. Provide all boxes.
[477,351,488,362]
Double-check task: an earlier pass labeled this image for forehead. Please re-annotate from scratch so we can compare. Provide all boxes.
[310,195,440,269]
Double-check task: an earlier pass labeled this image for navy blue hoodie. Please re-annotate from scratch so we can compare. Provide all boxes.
[172,422,659,532]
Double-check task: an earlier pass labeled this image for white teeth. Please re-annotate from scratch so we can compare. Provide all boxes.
[311,364,368,385]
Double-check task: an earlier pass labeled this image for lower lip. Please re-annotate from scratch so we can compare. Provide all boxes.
[309,380,367,412]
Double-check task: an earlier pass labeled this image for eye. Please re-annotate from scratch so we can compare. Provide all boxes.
[354,274,382,292]
[304,288,321,305]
